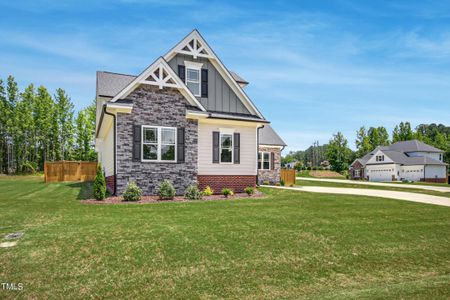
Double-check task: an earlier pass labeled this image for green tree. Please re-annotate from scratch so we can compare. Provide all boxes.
[34,86,55,167]
[54,88,75,160]
[0,78,6,173]
[326,132,352,173]
[75,101,96,161]
[355,126,371,156]
[393,122,414,142]
[7,76,20,172]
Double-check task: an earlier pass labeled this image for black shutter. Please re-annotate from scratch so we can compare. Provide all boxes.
[212,131,219,163]
[177,128,185,163]
[201,69,208,98]
[233,133,240,164]
[270,152,275,170]
[178,65,186,83]
[133,125,141,161]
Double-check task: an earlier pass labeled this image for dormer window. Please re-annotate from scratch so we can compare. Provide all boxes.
[184,61,203,97]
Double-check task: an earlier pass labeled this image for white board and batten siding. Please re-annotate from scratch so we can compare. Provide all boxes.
[197,121,258,175]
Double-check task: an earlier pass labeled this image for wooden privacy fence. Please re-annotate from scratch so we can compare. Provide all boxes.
[280,169,296,186]
[44,161,97,183]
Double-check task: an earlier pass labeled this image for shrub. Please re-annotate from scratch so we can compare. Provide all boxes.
[184,185,203,200]
[93,164,106,200]
[203,186,214,196]
[262,180,270,185]
[244,187,254,196]
[280,179,285,186]
[158,179,176,200]
[307,166,312,170]
[222,188,234,198]
[123,181,142,201]
[275,182,281,186]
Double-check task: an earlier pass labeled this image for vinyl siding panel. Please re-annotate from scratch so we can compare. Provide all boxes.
[168,54,251,115]
[425,165,447,178]
[100,122,115,177]
[198,121,257,175]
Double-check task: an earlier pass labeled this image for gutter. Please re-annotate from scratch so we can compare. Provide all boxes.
[256,125,265,186]
[103,105,117,196]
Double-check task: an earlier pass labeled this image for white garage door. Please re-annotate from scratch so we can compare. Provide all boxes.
[368,167,394,182]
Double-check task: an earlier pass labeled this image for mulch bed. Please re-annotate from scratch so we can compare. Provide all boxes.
[82,190,265,205]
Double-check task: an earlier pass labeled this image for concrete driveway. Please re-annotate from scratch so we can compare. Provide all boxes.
[296,177,450,193]
[265,185,450,207]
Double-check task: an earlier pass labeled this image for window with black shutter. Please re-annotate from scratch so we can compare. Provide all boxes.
[133,125,141,161]
[201,69,208,98]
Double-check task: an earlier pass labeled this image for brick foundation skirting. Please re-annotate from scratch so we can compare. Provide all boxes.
[105,175,115,194]
[423,178,447,183]
[198,175,256,194]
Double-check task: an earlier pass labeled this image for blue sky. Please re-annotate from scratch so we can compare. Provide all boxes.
[1,0,450,152]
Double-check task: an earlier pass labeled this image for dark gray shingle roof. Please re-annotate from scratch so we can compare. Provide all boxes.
[259,125,287,147]
[96,71,136,98]
[389,140,444,153]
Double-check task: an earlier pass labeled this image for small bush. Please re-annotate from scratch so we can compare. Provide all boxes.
[184,185,203,200]
[93,164,106,200]
[280,179,285,186]
[222,188,234,198]
[203,186,214,196]
[158,179,176,200]
[244,187,254,196]
[275,182,281,186]
[123,181,142,201]
[262,180,270,185]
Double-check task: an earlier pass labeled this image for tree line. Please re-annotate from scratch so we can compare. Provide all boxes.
[0,75,96,174]
[284,122,450,174]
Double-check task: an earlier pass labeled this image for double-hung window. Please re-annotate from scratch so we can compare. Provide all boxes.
[185,61,202,97]
[142,126,176,162]
[220,133,233,163]
[258,152,270,170]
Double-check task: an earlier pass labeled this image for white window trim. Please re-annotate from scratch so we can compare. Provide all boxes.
[184,61,203,97]
[258,151,271,170]
[219,132,233,164]
[141,125,177,163]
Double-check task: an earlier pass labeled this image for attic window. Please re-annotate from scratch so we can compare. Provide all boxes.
[376,155,385,162]
[184,61,203,97]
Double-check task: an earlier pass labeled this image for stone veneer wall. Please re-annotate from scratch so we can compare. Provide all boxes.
[115,85,198,195]
[257,146,281,184]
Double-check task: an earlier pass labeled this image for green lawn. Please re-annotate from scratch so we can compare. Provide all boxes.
[295,178,450,198]
[1,176,450,299]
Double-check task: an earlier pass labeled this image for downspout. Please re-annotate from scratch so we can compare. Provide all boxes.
[256,125,265,186]
[103,105,117,196]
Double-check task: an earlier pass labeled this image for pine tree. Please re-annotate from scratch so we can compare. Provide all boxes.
[0,78,6,173]
[6,76,19,172]
[54,88,74,160]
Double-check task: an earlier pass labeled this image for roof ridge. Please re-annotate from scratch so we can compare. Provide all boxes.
[98,70,136,77]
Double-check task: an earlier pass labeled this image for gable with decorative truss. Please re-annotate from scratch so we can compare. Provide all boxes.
[110,57,206,111]
[164,30,264,119]
[174,36,212,59]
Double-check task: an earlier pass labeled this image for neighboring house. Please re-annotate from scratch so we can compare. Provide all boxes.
[95,29,286,195]
[350,140,448,182]
[258,125,286,184]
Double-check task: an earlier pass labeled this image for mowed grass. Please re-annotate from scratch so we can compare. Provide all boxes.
[296,178,450,198]
[1,177,450,299]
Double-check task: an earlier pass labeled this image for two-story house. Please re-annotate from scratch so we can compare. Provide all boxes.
[95,29,286,195]
[350,140,448,182]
